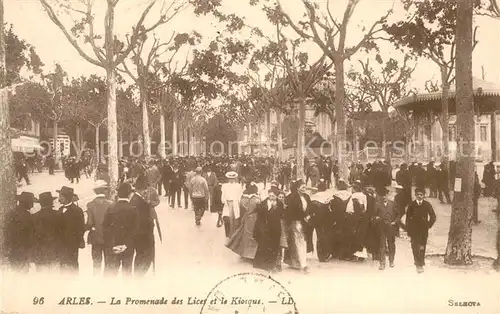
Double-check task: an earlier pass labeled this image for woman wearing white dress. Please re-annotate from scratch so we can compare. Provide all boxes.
[222,171,243,237]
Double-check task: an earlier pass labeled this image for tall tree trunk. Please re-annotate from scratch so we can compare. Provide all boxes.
[259,122,264,156]
[95,124,100,164]
[335,61,348,180]
[277,110,283,162]
[404,130,411,163]
[159,111,166,158]
[118,129,123,159]
[106,69,119,193]
[0,0,15,260]
[172,113,178,156]
[267,109,272,157]
[426,110,434,160]
[140,89,151,159]
[444,0,474,266]
[382,113,390,162]
[352,119,358,163]
[441,67,451,168]
[187,127,191,156]
[491,112,497,161]
[53,119,62,169]
[75,123,81,157]
[296,97,306,181]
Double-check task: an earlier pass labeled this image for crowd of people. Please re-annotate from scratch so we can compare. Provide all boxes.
[222,172,437,274]
[7,152,500,276]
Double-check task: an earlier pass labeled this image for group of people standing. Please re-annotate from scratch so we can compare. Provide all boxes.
[5,168,162,277]
[5,186,85,274]
[225,175,312,273]
[222,169,437,274]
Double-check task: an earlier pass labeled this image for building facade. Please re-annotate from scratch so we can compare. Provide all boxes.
[395,77,500,162]
[238,104,333,156]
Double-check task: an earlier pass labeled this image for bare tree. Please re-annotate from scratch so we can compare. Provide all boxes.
[118,30,198,159]
[276,0,391,179]
[348,55,416,161]
[260,26,333,180]
[39,0,187,191]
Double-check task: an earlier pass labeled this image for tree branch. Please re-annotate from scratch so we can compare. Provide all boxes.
[39,0,103,67]
[344,9,391,59]
[115,0,182,66]
[85,0,106,63]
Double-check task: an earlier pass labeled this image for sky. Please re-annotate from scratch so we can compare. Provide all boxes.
[4,0,500,96]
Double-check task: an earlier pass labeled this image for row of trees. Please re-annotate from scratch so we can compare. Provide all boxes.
[1,0,499,265]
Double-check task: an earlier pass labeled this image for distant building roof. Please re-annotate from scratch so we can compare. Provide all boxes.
[393,77,500,109]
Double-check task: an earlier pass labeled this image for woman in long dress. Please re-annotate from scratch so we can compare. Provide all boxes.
[253,187,284,272]
[226,183,260,260]
[221,171,243,237]
[284,180,312,273]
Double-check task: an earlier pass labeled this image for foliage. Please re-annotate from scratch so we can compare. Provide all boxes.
[9,82,51,130]
[117,86,141,135]
[35,63,67,123]
[5,25,44,85]
[188,33,255,127]
[61,75,107,127]
[384,0,480,84]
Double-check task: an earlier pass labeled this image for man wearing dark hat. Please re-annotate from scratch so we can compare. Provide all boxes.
[393,185,409,225]
[103,183,137,276]
[396,163,412,205]
[5,192,36,272]
[203,164,219,212]
[170,162,183,209]
[86,180,113,276]
[363,184,380,261]
[31,192,62,272]
[373,187,401,270]
[405,187,436,273]
[130,175,158,276]
[57,186,85,273]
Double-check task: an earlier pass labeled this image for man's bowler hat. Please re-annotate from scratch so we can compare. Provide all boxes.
[17,192,38,203]
[56,186,75,197]
[38,192,57,207]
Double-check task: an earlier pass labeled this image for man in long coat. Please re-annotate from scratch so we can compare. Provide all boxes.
[103,183,137,276]
[203,164,219,212]
[405,188,436,273]
[130,175,159,276]
[57,186,85,273]
[5,192,36,272]
[31,192,62,272]
[86,180,113,275]
[374,187,402,270]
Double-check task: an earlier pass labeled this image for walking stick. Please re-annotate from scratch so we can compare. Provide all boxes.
[152,243,156,275]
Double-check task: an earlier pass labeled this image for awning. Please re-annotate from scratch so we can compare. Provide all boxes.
[11,136,43,152]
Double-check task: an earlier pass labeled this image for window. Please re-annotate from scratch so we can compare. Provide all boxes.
[480,125,488,142]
